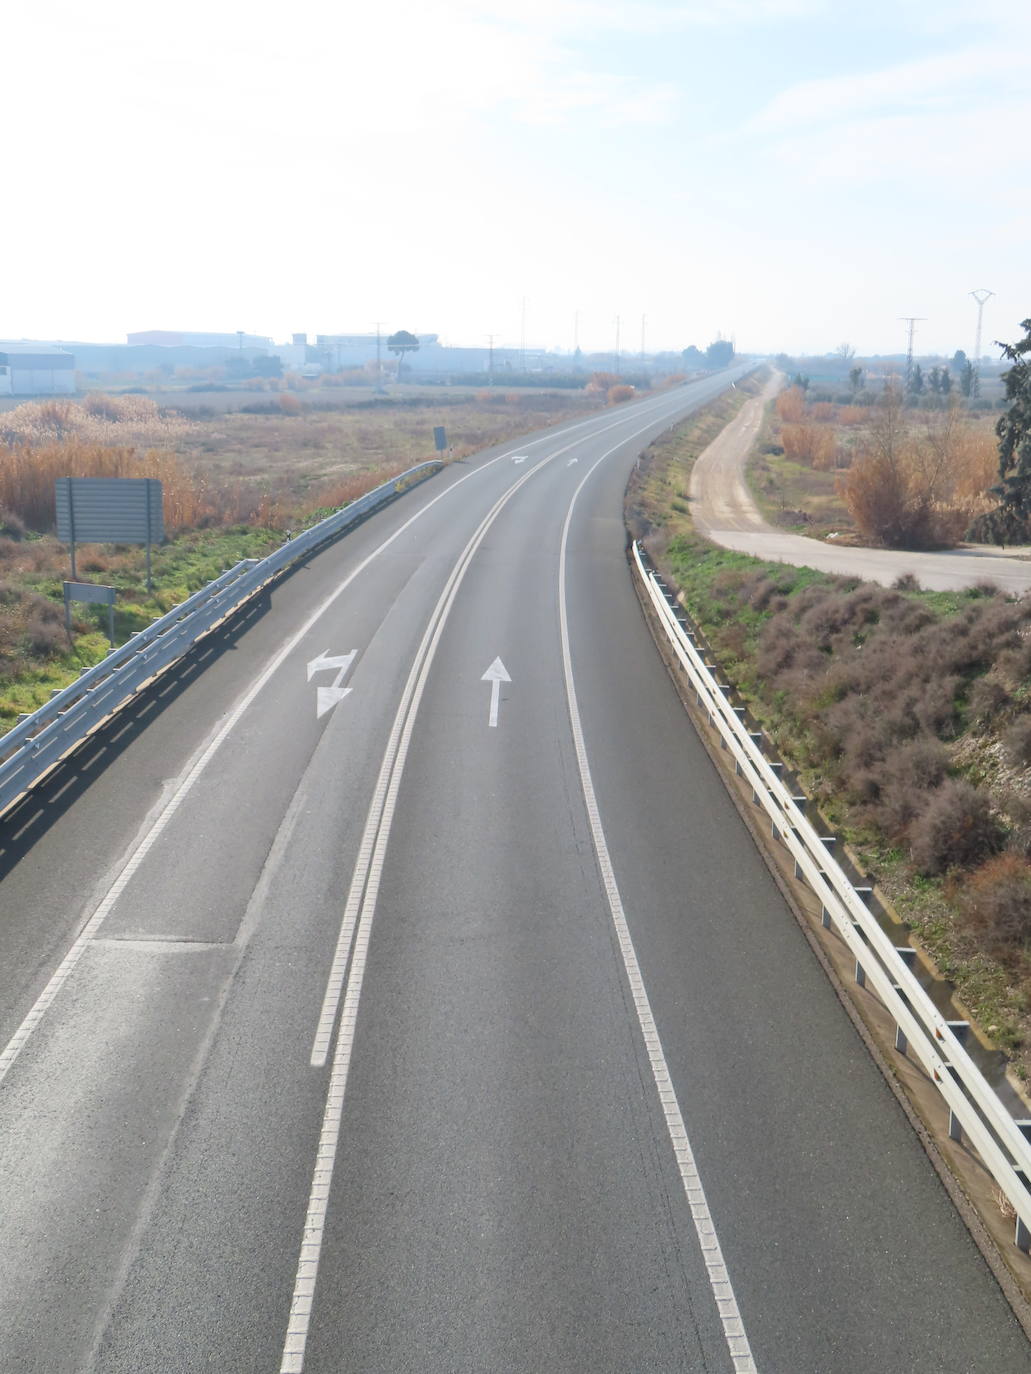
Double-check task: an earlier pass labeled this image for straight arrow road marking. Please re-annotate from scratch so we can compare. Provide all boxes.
[480,657,511,728]
[307,649,357,718]
[512,454,527,464]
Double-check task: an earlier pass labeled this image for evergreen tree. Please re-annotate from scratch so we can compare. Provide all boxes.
[908,363,925,396]
[968,319,1031,543]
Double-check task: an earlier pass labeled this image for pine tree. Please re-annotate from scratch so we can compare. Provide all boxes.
[968,319,1031,543]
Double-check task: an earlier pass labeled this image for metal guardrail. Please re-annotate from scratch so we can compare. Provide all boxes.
[0,460,443,819]
[632,540,1031,1255]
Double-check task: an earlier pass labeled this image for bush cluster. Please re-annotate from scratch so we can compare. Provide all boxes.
[0,581,67,667]
[684,558,1031,878]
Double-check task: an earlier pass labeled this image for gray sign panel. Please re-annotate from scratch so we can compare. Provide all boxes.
[64,581,116,606]
[55,477,164,545]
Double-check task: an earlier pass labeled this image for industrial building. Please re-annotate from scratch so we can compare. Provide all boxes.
[0,345,76,396]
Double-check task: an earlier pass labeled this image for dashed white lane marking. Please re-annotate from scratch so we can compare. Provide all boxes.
[558,458,760,1373]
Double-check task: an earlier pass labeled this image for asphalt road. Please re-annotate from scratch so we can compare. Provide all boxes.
[1,370,1029,1373]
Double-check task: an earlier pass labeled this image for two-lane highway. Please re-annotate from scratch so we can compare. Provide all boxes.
[1,370,1028,1371]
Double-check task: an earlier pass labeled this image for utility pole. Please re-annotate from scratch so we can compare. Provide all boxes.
[970,289,994,398]
[615,315,621,374]
[899,317,925,384]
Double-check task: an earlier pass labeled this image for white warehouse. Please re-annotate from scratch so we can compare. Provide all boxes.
[0,345,76,396]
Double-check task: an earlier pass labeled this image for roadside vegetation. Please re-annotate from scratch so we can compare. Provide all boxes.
[628,354,1031,1076]
[751,380,999,547]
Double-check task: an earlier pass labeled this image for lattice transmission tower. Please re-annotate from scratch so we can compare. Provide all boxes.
[899,317,926,383]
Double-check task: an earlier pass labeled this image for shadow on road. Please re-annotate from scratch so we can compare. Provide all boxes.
[0,590,272,881]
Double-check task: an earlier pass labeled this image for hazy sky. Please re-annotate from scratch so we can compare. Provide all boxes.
[5,0,1029,358]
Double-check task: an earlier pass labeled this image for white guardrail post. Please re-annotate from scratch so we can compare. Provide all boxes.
[632,540,1031,1255]
[0,460,444,821]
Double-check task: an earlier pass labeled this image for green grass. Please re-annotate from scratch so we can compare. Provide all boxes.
[0,527,289,729]
[748,449,852,534]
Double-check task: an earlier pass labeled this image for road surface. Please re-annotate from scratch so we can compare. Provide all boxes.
[0,371,1028,1372]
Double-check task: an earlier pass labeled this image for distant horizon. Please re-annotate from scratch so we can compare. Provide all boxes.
[0,329,1014,367]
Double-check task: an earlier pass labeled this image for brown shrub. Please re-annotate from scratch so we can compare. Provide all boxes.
[909,780,1004,875]
[587,372,619,393]
[1003,716,1031,770]
[954,854,1031,951]
[863,738,951,842]
[775,387,805,423]
[781,423,836,469]
[607,385,635,404]
[80,392,125,421]
[0,582,68,676]
[997,639,1031,686]
[968,676,1011,727]
[0,440,210,534]
[837,406,866,426]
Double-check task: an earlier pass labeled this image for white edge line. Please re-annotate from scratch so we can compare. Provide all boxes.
[558,454,760,1373]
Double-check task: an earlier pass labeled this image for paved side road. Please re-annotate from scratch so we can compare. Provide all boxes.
[0,369,1028,1372]
[691,376,1031,592]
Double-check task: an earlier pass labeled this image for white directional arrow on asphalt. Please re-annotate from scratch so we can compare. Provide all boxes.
[307,649,357,719]
[481,657,511,728]
[511,455,527,464]
[567,457,579,466]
